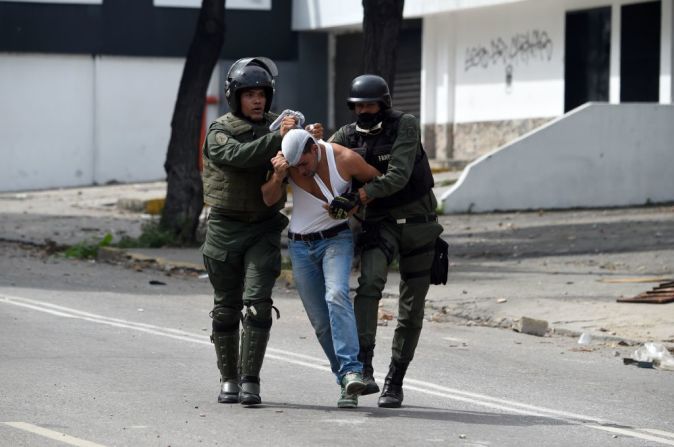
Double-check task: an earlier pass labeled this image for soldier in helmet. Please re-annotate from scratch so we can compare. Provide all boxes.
[328,74,443,408]
[201,57,297,406]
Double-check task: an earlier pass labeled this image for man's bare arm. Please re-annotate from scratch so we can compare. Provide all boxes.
[261,151,289,207]
[337,146,380,183]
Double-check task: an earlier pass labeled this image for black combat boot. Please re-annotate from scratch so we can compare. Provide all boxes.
[358,347,380,396]
[212,331,240,404]
[239,321,271,406]
[239,377,261,406]
[377,359,409,408]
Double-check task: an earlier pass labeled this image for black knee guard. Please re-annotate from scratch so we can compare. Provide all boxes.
[243,298,280,326]
[211,306,242,333]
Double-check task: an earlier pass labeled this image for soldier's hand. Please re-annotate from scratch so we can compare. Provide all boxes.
[279,116,297,137]
[358,187,372,205]
[305,123,324,140]
[271,151,289,180]
[328,191,360,219]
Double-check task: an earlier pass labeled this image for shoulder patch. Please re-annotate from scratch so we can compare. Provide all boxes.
[215,132,228,145]
[222,113,253,136]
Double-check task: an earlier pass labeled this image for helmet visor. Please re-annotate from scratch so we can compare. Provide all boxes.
[227,57,278,79]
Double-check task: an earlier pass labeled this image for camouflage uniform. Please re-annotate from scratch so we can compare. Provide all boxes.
[329,74,443,408]
[202,57,287,406]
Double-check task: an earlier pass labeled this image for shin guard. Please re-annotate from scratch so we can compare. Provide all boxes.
[239,316,271,405]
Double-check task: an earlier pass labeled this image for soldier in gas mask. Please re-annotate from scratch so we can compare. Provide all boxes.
[328,74,443,408]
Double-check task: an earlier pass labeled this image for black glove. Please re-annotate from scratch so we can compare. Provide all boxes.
[328,192,360,220]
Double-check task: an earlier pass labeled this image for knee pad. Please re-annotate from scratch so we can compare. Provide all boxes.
[243,298,275,330]
[211,306,242,333]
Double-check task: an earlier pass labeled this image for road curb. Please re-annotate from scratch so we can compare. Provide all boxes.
[98,247,205,272]
[116,197,165,215]
[98,246,296,287]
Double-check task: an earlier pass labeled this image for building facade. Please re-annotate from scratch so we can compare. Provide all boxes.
[293,0,673,163]
[2,0,672,192]
[0,0,328,191]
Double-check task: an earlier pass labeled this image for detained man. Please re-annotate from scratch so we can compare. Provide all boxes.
[261,128,380,408]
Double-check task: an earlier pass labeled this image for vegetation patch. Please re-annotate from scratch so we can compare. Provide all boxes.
[63,233,113,259]
[63,220,192,259]
[115,220,183,248]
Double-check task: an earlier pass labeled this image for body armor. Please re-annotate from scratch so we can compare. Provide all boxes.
[342,109,434,209]
[202,112,284,218]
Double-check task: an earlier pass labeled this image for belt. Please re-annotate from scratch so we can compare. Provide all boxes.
[288,222,350,242]
[395,214,437,224]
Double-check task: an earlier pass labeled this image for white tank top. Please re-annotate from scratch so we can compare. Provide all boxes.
[288,143,351,234]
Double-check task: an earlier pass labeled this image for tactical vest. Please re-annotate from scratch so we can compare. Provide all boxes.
[343,109,434,209]
[202,112,284,218]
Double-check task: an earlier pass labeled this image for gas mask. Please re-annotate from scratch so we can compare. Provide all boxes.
[356,111,385,131]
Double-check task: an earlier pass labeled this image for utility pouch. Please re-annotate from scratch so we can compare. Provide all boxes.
[430,237,449,285]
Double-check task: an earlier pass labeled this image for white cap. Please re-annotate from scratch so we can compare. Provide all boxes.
[281,129,317,167]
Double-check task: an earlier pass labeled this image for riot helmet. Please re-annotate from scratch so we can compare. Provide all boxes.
[346,74,392,110]
[224,57,278,114]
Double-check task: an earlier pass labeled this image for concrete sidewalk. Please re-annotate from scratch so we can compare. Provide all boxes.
[1,179,673,348]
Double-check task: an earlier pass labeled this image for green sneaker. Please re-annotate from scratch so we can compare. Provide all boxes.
[337,385,358,409]
[341,371,366,396]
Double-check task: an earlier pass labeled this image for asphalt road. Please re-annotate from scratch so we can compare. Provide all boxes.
[1,243,673,447]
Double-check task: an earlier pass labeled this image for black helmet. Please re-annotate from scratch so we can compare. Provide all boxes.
[225,57,278,114]
[346,74,392,110]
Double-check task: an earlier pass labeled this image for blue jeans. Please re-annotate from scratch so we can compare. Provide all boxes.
[288,229,363,383]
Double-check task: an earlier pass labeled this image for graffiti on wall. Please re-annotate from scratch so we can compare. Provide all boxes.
[464,30,554,72]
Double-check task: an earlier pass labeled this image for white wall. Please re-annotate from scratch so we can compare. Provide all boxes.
[293,0,672,130]
[421,0,674,127]
[441,103,674,212]
[0,54,95,191]
[0,53,200,192]
[421,14,457,129]
[405,0,527,18]
[422,0,566,127]
[292,0,362,31]
[453,1,565,123]
[291,0,528,31]
[662,0,673,103]
[93,56,183,184]
[153,0,270,9]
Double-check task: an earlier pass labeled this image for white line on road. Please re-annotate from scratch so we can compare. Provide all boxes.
[3,293,674,446]
[586,425,674,446]
[2,422,108,447]
[641,429,674,440]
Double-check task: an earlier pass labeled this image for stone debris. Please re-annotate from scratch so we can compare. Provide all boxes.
[513,317,549,337]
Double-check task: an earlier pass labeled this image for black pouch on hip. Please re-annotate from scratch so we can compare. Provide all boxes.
[430,237,449,285]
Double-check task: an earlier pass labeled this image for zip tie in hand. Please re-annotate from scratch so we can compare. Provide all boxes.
[269,109,306,131]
